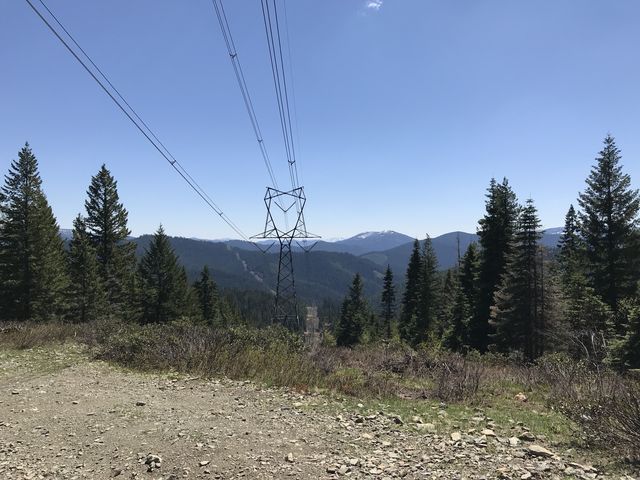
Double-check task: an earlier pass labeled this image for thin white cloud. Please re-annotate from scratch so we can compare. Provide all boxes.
[366,0,383,11]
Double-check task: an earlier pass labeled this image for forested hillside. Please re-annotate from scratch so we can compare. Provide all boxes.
[2,136,640,370]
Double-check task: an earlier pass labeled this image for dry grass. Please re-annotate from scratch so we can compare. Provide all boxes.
[2,320,639,462]
[0,321,88,349]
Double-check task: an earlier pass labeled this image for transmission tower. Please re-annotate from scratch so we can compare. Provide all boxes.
[253,187,318,330]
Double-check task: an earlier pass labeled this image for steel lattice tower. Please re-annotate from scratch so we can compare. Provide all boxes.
[253,187,318,330]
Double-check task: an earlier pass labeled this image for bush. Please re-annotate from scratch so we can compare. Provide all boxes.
[0,321,86,349]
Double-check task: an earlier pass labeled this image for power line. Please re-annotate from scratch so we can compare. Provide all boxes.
[282,1,304,189]
[211,0,279,190]
[25,0,255,244]
[260,0,303,213]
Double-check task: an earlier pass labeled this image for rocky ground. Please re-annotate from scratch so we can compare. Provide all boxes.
[0,346,637,480]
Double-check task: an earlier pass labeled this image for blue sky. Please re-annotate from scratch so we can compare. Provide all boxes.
[2,0,640,240]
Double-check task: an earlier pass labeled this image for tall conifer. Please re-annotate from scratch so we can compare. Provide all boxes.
[67,215,105,322]
[415,236,439,345]
[0,144,68,321]
[399,239,422,342]
[138,225,188,323]
[380,265,396,339]
[491,199,545,360]
[578,134,640,314]
[470,178,518,351]
[194,265,221,326]
[84,164,136,315]
[336,273,368,346]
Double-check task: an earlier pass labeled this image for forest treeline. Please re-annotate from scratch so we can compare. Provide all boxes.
[334,134,640,369]
[1,136,639,369]
[0,143,252,327]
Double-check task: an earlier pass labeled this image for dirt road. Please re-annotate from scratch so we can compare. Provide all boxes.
[0,346,635,479]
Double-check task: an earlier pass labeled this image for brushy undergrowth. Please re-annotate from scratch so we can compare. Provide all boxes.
[1,320,639,461]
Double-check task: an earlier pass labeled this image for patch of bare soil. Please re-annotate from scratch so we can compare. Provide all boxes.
[0,347,636,479]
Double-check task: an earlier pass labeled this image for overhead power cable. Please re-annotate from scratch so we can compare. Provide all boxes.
[211,0,279,190]
[25,0,256,245]
[260,0,301,200]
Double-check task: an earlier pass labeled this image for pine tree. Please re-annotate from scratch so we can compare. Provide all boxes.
[399,239,422,342]
[138,225,188,323]
[380,265,396,339]
[336,273,368,347]
[438,269,457,339]
[194,265,221,326]
[470,178,519,351]
[443,277,470,352]
[66,215,105,322]
[609,298,640,369]
[84,164,136,316]
[491,199,544,360]
[0,144,68,321]
[415,236,439,345]
[459,243,480,318]
[558,205,584,278]
[578,135,640,315]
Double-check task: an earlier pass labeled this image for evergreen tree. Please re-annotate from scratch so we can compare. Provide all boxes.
[138,225,188,323]
[399,239,422,342]
[441,244,479,351]
[470,178,519,351]
[415,236,439,345]
[558,205,584,278]
[438,269,457,339]
[194,265,221,326]
[491,199,545,360]
[459,243,480,320]
[609,298,640,369]
[443,277,470,352]
[380,265,396,339]
[578,135,640,315]
[84,164,136,315]
[336,273,368,347]
[66,215,105,322]
[0,144,68,321]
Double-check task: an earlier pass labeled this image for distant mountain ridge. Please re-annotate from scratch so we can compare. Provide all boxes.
[58,228,563,301]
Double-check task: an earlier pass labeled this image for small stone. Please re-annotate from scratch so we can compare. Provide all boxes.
[515,392,528,402]
[326,466,337,474]
[71,400,79,405]
[285,452,294,463]
[451,432,462,442]
[349,458,359,466]
[567,462,597,473]
[526,445,554,458]
[509,436,520,447]
[10,390,19,395]
[145,454,162,465]
[519,431,536,441]
[481,429,496,437]
[520,472,532,480]
[411,416,423,424]
[338,464,349,475]
[135,401,146,406]
[199,460,210,467]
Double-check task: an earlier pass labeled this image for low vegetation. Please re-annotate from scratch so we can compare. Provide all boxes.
[2,320,639,466]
